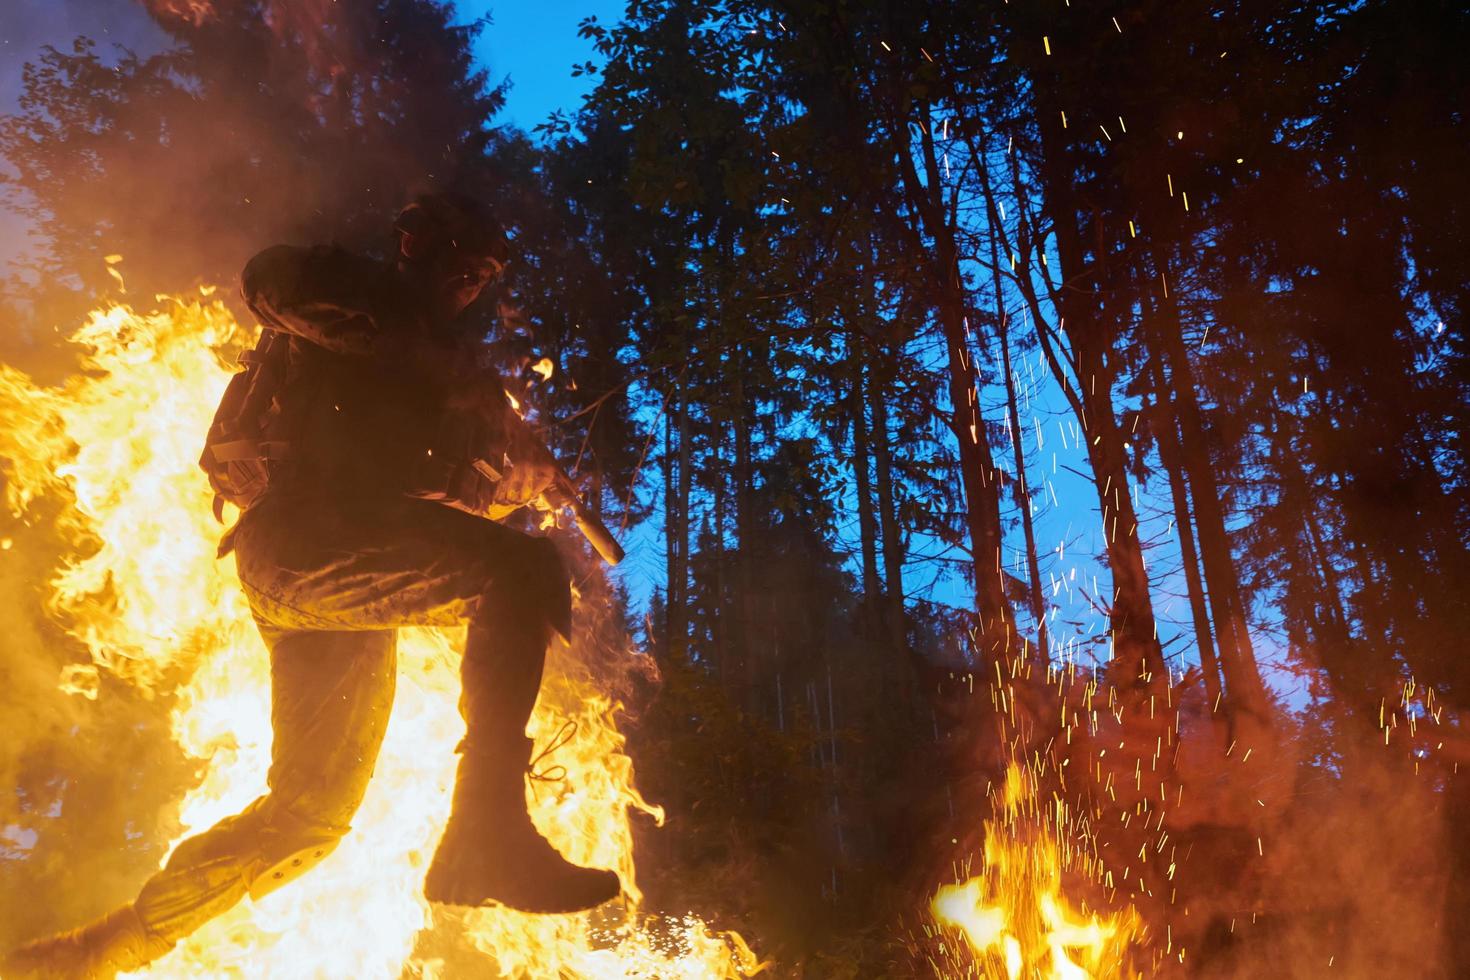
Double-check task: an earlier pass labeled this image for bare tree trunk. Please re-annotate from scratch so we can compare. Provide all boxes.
[1300,494,1351,648]
[1077,349,1162,683]
[667,374,691,661]
[870,356,906,658]
[733,347,757,714]
[987,209,1050,664]
[1271,395,1372,714]
[1148,360,1224,708]
[713,423,730,692]
[661,393,676,664]
[850,349,882,608]
[940,267,1011,653]
[1025,109,1165,683]
[893,103,1014,653]
[1150,254,1268,716]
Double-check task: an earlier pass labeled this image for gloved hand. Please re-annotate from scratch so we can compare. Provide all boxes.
[491,457,559,512]
[489,428,573,517]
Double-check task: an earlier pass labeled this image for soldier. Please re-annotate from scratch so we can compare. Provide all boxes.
[3,193,621,979]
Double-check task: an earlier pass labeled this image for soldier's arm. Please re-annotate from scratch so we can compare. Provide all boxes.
[240,244,389,355]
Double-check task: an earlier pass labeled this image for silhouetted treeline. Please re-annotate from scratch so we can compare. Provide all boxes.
[2,0,1465,975]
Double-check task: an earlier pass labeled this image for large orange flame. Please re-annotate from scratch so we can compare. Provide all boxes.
[928,763,1141,980]
[0,292,761,978]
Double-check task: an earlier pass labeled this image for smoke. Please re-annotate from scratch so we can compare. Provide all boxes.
[1157,685,1454,979]
[139,0,216,28]
[0,0,168,292]
[0,497,196,948]
[0,0,515,951]
[912,650,1457,978]
[141,0,373,81]
[0,0,510,352]
[1192,745,1451,979]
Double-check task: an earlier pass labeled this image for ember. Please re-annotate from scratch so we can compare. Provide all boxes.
[1,0,1464,975]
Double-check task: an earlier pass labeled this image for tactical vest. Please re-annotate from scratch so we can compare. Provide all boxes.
[199,328,293,519]
[199,327,510,523]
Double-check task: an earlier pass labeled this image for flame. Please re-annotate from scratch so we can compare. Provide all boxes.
[141,0,217,27]
[0,292,761,978]
[929,764,1140,980]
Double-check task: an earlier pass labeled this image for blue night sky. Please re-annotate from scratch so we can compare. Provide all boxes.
[466,1,624,129]
[0,1,1301,700]
[0,2,621,267]
[0,2,620,128]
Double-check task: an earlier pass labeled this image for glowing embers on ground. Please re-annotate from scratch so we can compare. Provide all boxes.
[0,292,759,978]
[928,764,1140,980]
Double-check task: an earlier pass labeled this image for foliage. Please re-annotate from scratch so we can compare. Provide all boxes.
[2,0,1467,973]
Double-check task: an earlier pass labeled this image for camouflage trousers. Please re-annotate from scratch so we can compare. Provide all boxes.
[132,491,569,946]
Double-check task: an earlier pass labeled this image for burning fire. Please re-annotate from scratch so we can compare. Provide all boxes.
[928,763,1141,980]
[0,292,761,977]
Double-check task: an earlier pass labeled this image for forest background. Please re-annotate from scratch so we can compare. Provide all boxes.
[0,1,1465,977]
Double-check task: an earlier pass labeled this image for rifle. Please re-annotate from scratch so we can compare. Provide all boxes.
[554,472,627,567]
[471,444,625,567]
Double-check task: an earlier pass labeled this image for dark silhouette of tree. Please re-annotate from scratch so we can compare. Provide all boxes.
[3,0,1466,972]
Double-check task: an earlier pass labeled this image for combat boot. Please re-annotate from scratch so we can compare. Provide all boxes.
[1,904,173,980]
[423,735,621,914]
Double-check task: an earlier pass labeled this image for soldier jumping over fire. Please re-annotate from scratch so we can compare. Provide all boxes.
[3,193,623,978]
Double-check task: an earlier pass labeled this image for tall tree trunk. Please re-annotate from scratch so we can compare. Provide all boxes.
[988,211,1050,665]
[733,347,757,714]
[662,390,683,659]
[870,355,907,658]
[1277,413,1367,715]
[711,229,735,694]
[1077,343,1162,683]
[1148,359,1224,708]
[713,423,730,693]
[893,103,1013,653]
[669,374,691,661]
[1151,252,1268,716]
[850,349,882,609]
[940,262,1011,654]
[1025,107,1165,684]
[1296,484,1351,650]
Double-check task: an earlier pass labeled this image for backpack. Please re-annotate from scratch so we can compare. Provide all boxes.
[199,328,293,520]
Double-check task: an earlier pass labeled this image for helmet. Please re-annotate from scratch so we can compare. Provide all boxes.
[393,192,509,268]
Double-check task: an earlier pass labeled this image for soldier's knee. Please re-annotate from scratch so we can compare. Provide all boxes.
[480,535,571,641]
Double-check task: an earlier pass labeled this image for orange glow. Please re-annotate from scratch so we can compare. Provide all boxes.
[0,292,761,978]
[929,764,1140,980]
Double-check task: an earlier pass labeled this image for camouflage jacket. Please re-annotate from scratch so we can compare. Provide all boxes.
[235,244,515,512]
